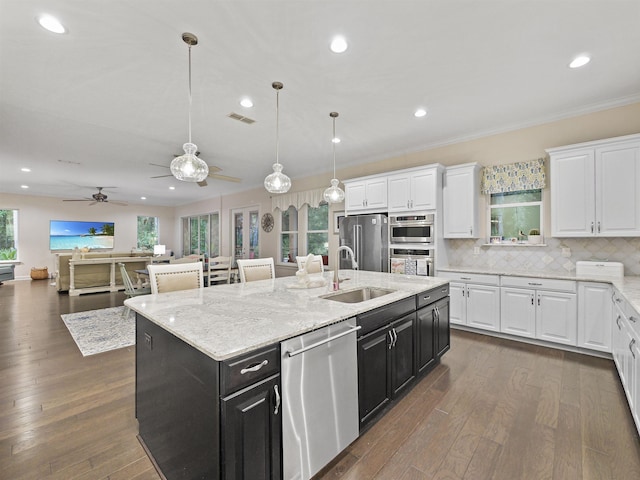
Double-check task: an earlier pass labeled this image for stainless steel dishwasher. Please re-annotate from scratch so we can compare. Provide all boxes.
[281,318,360,480]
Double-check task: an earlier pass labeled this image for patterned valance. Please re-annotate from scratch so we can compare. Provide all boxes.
[271,188,326,211]
[480,158,546,194]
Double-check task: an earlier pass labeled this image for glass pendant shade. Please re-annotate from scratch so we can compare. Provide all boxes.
[264,163,291,193]
[265,81,291,194]
[170,142,209,182]
[324,111,345,204]
[323,178,345,203]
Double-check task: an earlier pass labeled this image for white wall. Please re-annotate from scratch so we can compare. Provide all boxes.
[0,192,176,279]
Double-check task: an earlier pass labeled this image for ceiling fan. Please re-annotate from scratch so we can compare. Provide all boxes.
[62,187,127,206]
[150,152,242,187]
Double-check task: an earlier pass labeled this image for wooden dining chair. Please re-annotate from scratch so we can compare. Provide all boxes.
[295,254,324,274]
[119,263,151,317]
[236,258,275,283]
[147,262,204,294]
[208,256,232,285]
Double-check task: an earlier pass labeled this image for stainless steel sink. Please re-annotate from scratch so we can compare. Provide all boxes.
[320,287,396,304]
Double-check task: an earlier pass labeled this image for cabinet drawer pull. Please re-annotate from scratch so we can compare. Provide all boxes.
[630,316,637,323]
[597,221,601,233]
[423,295,431,300]
[441,288,447,293]
[630,339,636,358]
[616,315,621,329]
[460,277,471,280]
[528,282,543,286]
[274,384,281,415]
[591,221,594,233]
[240,359,268,374]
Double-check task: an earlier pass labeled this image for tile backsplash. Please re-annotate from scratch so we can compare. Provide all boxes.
[444,237,640,276]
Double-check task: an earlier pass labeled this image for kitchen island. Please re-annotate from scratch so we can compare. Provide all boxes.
[126,270,449,480]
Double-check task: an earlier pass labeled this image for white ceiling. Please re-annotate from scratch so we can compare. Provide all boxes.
[1,0,639,207]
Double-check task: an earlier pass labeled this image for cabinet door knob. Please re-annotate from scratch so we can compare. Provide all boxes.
[630,316,637,323]
[630,339,636,358]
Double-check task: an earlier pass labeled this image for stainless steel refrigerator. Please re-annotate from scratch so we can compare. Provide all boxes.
[338,214,389,272]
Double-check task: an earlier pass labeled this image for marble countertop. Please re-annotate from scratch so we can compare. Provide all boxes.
[125,270,448,361]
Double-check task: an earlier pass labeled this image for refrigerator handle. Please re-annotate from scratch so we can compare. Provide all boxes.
[354,224,363,267]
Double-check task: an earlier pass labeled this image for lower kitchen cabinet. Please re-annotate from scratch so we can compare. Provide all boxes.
[221,374,281,480]
[416,295,450,374]
[439,272,500,332]
[500,277,577,346]
[357,312,415,427]
[578,281,613,352]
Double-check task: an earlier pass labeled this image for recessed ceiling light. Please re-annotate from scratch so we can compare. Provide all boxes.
[332,137,341,144]
[37,14,66,34]
[140,196,147,200]
[169,186,175,190]
[569,55,590,69]
[240,97,253,108]
[21,167,31,172]
[21,185,29,189]
[414,108,427,118]
[330,35,348,53]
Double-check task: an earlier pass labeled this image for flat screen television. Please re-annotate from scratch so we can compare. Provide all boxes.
[49,220,115,251]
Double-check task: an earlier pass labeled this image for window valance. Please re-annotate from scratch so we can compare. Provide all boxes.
[271,188,326,211]
[480,158,546,195]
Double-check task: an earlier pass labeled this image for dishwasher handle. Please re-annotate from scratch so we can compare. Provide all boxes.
[286,325,361,357]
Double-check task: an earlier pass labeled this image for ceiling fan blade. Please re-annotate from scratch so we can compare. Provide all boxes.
[149,162,170,169]
[89,201,98,206]
[109,201,128,206]
[151,174,173,179]
[208,173,242,183]
[206,164,222,173]
[197,180,208,187]
[63,198,92,202]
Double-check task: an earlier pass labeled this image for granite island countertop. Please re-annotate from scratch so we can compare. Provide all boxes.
[125,270,448,361]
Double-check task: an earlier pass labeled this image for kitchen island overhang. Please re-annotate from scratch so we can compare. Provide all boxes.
[127,270,450,480]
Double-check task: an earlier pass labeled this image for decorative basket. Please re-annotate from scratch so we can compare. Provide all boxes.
[30,267,49,280]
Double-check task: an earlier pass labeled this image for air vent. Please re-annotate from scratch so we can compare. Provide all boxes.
[227,112,256,125]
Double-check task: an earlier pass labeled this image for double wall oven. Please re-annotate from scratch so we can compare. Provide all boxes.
[389,214,435,277]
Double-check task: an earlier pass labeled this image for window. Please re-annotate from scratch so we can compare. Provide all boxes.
[0,209,17,260]
[306,204,329,257]
[489,189,542,243]
[278,203,328,264]
[181,212,219,257]
[137,216,159,251]
[280,206,298,264]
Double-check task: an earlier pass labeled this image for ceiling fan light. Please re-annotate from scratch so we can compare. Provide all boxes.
[170,142,209,182]
[323,179,345,204]
[264,163,291,193]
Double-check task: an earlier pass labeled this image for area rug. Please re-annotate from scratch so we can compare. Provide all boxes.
[61,306,135,356]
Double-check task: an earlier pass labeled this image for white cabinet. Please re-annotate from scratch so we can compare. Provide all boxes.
[501,287,537,338]
[344,176,387,214]
[443,163,481,238]
[500,276,577,345]
[577,282,613,353]
[387,166,442,213]
[438,272,500,332]
[548,133,640,237]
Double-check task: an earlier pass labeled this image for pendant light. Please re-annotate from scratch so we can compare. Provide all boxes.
[323,112,345,203]
[264,81,291,194]
[170,32,209,183]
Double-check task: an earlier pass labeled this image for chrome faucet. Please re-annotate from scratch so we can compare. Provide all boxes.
[333,245,358,290]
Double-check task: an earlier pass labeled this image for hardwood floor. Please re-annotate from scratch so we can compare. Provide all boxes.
[1,279,639,479]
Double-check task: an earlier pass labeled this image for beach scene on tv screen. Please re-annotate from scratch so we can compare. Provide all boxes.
[50,220,114,250]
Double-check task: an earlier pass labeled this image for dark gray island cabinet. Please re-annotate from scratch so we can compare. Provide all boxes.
[129,271,449,480]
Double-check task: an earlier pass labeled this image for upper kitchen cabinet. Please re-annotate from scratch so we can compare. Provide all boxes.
[548,133,640,237]
[344,175,388,214]
[443,163,481,238]
[387,165,443,213]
